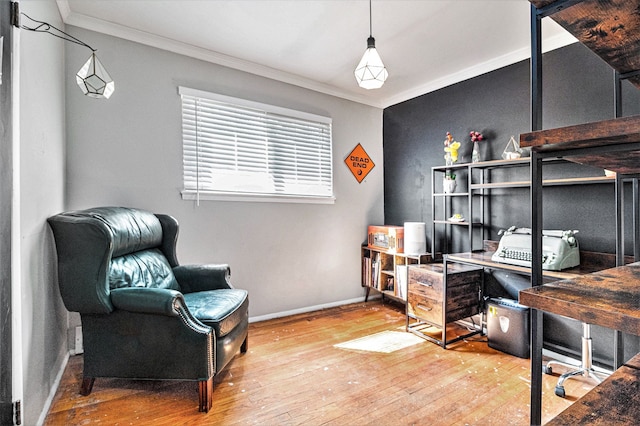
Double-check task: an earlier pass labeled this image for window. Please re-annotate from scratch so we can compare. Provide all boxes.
[179,87,334,203]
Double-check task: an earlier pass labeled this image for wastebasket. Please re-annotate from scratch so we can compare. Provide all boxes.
[487,297,530,359]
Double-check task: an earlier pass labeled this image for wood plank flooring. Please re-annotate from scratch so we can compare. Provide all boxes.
[44,301,594,425]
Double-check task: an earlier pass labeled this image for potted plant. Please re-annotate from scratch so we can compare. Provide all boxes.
[443,171,456,193]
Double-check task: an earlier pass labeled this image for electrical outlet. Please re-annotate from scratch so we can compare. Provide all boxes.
[75,326,83,354]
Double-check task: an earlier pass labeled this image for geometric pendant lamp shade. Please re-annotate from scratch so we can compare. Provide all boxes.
[76,52,115,99]
[354,36,388,90]
[354,0,388,90]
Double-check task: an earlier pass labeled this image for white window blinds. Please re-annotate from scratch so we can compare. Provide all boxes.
[180,87,334,203]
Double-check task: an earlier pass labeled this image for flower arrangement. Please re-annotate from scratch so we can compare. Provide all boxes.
[469,130,484,163]
[470,131,484,142]
[443,132,461,166]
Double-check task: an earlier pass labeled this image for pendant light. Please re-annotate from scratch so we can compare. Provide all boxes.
[76,52,115,99]
[354,0,388,90]
[13,6,115,99]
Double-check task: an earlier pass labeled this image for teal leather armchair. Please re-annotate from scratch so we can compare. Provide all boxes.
[47,207,248,412]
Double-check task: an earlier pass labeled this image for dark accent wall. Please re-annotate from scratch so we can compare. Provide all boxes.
[384,42,640,254]
[383,42,640,367]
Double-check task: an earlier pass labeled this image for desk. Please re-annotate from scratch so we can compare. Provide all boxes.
[446,251,584,280]
[520,262,640,425]
[444,250,613,283]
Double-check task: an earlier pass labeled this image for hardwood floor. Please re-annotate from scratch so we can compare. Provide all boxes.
[44,301,593,425]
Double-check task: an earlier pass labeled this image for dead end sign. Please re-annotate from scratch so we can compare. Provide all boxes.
[345,143,375,183]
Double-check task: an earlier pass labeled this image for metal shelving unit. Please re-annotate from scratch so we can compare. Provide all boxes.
[527,1,640,423]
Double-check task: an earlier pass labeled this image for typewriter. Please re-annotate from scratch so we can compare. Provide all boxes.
[491,226,580,271]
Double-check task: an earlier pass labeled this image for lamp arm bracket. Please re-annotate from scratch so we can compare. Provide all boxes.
[18,11,96,52]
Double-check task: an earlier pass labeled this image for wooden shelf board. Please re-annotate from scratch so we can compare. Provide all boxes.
[520,115,640,174]
[380,289,404,302]
[519,262,640,336]
[529,0,640,88]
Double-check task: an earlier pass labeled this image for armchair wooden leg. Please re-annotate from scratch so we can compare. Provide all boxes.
[241,336,248,353]
[80,377,95,396]
[198,377,213,412]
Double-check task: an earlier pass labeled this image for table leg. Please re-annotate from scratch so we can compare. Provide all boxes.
[530,308,543,426]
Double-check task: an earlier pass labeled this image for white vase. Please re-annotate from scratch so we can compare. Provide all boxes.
[443,179,457,194]
[472,141,480,163]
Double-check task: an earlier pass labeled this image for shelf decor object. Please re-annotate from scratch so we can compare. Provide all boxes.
[404,222,427,255]
[443,132,460,166]
[469,131,484,163]
[442,175,456,193]
[502,135,523,160]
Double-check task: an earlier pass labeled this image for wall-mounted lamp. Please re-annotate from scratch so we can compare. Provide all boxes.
[354,0,388,90]
[12,3,114,99]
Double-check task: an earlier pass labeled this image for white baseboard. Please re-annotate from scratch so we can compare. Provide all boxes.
[36,351,70,426]
[249,296,372,323]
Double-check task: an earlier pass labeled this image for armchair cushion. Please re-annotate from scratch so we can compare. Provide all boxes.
[184,289,248,337]
[109,249,180,290]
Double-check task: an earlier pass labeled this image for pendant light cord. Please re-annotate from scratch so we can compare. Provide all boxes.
[369,0,373,37]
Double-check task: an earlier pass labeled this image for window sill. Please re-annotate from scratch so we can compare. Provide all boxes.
[181,190,336,205]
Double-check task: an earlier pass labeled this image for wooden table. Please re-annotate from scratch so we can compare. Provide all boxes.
[520,262,640,425]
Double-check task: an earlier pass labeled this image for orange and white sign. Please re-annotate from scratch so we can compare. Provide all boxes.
[345,143,375,183]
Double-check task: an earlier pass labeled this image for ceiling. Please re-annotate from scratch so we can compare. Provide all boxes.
[57,0,576,109]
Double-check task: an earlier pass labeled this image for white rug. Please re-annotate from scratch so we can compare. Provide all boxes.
[334,330,424,353]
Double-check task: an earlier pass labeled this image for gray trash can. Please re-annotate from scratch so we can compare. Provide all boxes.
[487,297,530,359]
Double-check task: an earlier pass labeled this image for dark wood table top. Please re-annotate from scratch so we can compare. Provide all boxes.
[445,251,604,281]
[519,262,640,336]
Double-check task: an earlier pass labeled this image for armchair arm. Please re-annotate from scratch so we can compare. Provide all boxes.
[110,287,185,316]
[173,264,232,293]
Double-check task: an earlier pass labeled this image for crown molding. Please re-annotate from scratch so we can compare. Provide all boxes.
[55,1,576,110]
[55,1,385,109]
[381,31,577,108]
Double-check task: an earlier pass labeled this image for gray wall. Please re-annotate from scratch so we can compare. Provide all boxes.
[64,27,384,320]
[15,4,384,423]
[19,1,68,425]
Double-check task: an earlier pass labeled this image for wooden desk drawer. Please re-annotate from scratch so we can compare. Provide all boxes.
[408,268,443,300]
[407,293,442,326]
[408,290,480,326]
[408,264,481,294]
